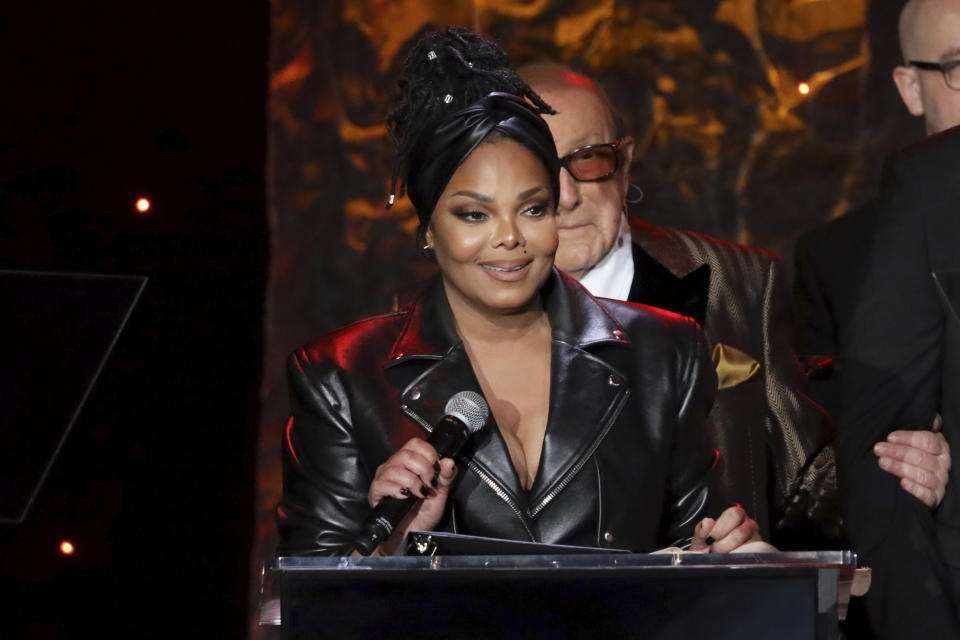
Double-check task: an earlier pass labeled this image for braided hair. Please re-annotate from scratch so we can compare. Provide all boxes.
[385,26,556,218]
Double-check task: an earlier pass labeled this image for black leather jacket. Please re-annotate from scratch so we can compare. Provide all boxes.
[278,270,717,555]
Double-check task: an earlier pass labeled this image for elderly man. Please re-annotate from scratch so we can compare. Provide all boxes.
[519,62,835,545]
[520,61,948,549]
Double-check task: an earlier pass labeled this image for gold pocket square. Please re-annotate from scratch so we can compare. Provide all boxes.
[712,343,760,389]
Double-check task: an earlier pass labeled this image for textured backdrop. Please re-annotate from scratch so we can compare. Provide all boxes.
[255,0,920,630]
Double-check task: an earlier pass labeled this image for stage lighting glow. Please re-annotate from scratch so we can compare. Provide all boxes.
[136,197,151,213]
[798,82,811,95]
[59,541,75,555]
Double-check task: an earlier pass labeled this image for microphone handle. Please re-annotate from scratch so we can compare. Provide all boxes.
[353,416,471,555]
[428,414,472,457]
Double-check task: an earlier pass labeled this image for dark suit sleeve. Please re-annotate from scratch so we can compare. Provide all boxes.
[277,349,371,556]
[840,153,959,638]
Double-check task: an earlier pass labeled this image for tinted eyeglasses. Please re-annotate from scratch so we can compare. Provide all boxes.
[909,59,960,91]
[559,136,633,182]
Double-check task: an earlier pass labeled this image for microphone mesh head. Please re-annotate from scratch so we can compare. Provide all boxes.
[444,391,489,433]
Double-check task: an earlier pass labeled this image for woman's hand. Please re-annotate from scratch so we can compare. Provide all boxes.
[689,505,777,553]
[367,437,459,554]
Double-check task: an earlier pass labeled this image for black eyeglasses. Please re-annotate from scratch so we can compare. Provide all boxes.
[909,59,960,91]
[559,136,633,182]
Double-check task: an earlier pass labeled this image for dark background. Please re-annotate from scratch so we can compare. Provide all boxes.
[0,2,267,637]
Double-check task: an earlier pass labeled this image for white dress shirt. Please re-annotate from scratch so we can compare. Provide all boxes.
[577,221,634,301]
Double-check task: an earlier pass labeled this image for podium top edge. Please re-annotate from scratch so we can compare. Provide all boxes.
[269,550,856,572]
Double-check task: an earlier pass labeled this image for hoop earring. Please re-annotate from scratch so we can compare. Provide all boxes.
[626,183,644,204]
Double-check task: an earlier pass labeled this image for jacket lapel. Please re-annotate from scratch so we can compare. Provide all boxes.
[384,281,528,505]
[629,216,710,326]
[933,271,960,328]
[527,273,632,516]
[630,216,700,278]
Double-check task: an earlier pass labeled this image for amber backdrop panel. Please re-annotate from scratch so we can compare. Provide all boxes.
[254,0,915,632]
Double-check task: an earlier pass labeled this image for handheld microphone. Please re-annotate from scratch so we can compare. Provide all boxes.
[353,391,489,556]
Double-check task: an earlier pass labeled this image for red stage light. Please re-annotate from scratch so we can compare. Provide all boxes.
[59,540,75,555]
[798,82,811,96]
[136,197,151,214]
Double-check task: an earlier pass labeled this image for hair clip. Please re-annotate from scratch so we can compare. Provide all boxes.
[387,193,396,208]
[466,60,474,67]
[443,94,453,104]
[427,50,437,61]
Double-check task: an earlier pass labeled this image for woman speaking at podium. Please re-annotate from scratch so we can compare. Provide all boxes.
[277,27,766,557]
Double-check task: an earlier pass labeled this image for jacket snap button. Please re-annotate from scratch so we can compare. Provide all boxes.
[604,531,615,543]
[608,374,621,387]
[409,387,421,400]
[393,352,404,360]
[612,329,623,339]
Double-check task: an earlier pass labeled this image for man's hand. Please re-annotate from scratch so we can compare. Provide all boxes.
[873,415,950,509]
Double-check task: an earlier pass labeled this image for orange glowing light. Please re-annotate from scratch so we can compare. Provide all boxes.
[59,541,75,555]
[798,82,811,95]
[136,198,151,213]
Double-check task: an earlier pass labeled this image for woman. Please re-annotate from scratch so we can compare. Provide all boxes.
[278,27,763,556]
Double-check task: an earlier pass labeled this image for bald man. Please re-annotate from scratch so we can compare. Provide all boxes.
[519,62,840,547]
[798,0,960,376]
[894,0,960,134]
[796,0,955,509]
[795,0,960,636]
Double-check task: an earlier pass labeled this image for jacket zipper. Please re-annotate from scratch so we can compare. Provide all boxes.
[529,388,630,518]
[400,403,434,433]
[467,461,537,541]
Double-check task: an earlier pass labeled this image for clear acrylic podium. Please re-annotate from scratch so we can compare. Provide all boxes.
[261,550,857,639]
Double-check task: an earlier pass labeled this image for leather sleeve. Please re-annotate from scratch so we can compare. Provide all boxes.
[660,320,718,547]
[756,255,841,543]
[276,349,370,556]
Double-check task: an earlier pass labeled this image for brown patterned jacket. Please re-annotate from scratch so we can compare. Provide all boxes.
[627,216,838,545]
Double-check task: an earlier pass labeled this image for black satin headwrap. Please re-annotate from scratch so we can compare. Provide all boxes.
[404,92,560,226]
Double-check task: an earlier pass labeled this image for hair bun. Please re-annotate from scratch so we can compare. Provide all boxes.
[386,26,555,209]
[388,27,514,145]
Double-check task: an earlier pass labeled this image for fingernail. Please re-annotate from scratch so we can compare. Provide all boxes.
[433,460,441,473]
[705,536,715,546]
[431,474,439,488]
[878,457,890,469]
[421,484,432,497]
[400,487,414,498]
